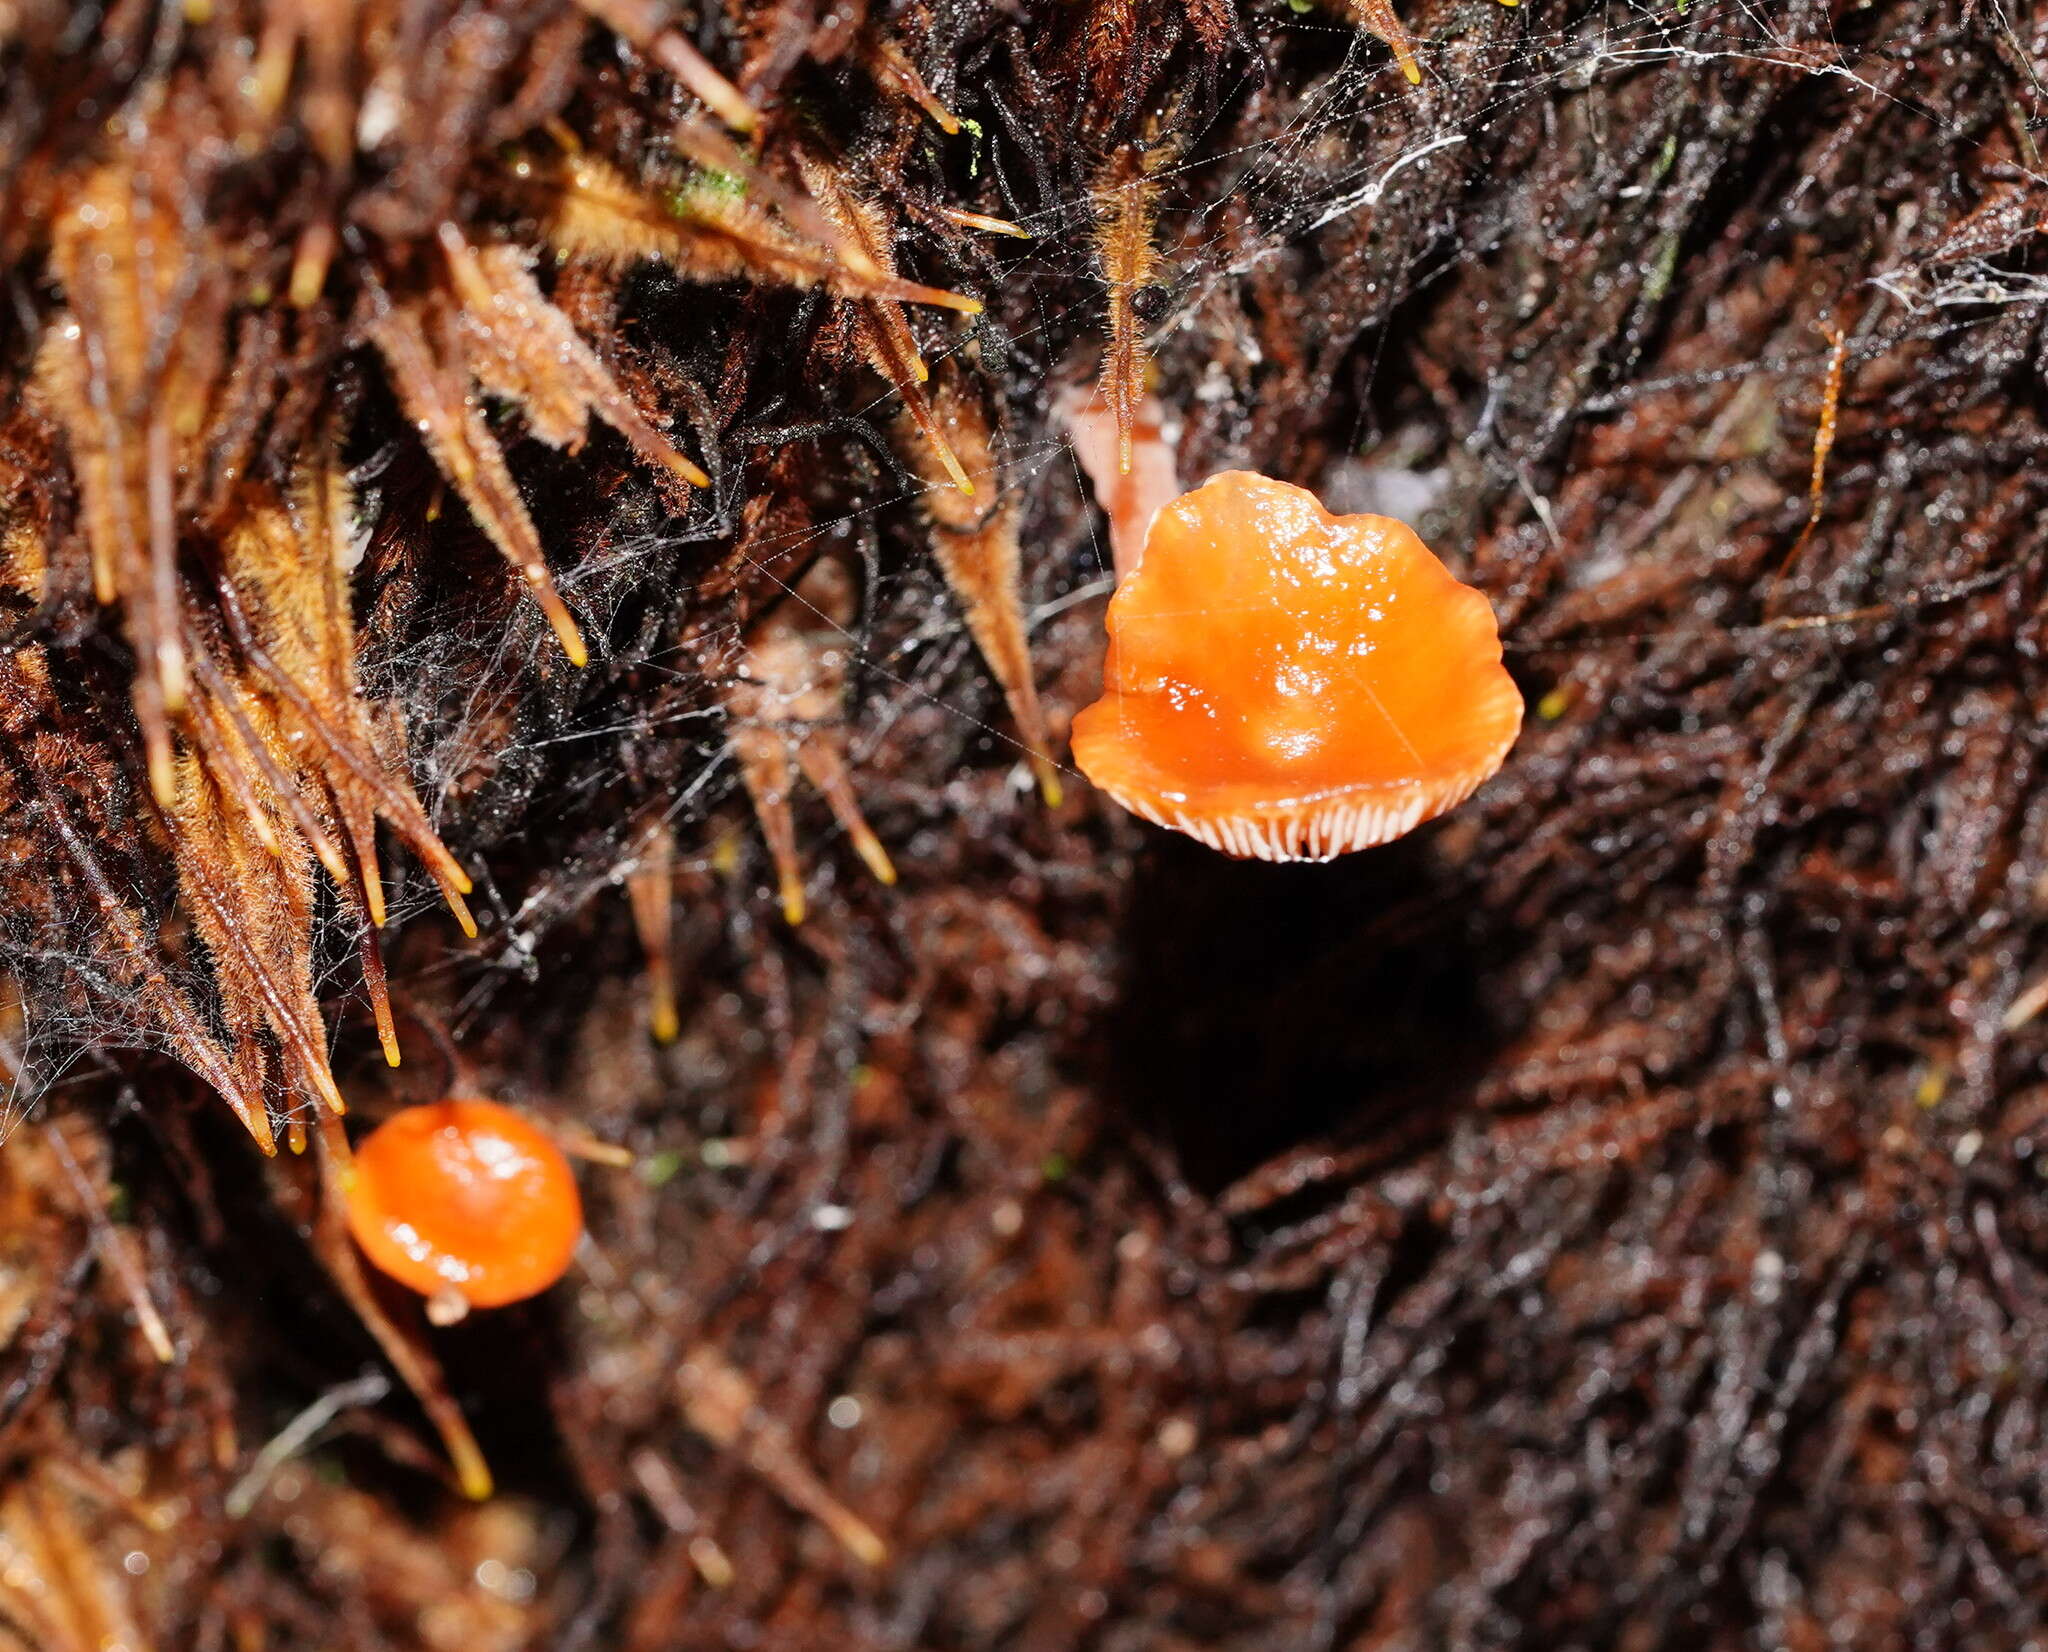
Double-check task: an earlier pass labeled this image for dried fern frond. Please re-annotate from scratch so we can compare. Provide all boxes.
[901,374,1063,807]
[1092,141,1168,475]
[33,137,231,805]
[364,295,592,667]
[438,225,711,492]
[722,555,895,926]
[545,150,983,315]
[0,648,273,1145]
[794,145,973,494]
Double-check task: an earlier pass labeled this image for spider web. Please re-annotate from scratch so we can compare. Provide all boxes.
[339,0,2015,986]
[3,0,2031,1137]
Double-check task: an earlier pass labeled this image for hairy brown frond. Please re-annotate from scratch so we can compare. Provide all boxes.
[545,152,982,315]
[35,143,230,805]
[210,478,476,938]
[862,35,961,133]
[899,375,1063,806]
[1092,142,1166,475]
[195,457,475,1076]
[159,464,484,1124]
[438,224,710,488]
[2,440,485,1148]
[1180,0,1241,59]
[161,715,343,1124]
[364,297,590,667]
[794,147,973,494]
[723,557,895,925]
[1342,0,1423,82]
[0,662,273,1149]
[668,115,889,286]
[938,207,1033,240]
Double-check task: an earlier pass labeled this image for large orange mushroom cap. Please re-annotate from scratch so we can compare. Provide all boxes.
[1071,470,1522,861]
[345,1099,583,1310]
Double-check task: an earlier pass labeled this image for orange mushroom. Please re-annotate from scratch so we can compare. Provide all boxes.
[344,1100,583,1312]
[1070,470,1521,861]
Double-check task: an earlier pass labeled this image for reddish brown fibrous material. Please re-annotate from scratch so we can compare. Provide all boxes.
[8,1,2048,1647]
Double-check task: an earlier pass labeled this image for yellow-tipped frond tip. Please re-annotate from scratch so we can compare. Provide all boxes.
[540,599,589,667]
[147,741,178,809]
[929,436,974,495]
[780,878,807,927]
[382,1037,403,1068]
[1034,760,1064,809]
[871,276,984,314]
[289,230,332,307]
[445,888,479,939]
[650,35,758,136]
[455,1450,495,1503]
[158,645,188,715]
[838,1520,888,1569]
[852,832,897,887]
[1402,60,1423,82]
[651,1001,680,1044]
[666,450,713,488]
[941,208,1032,239]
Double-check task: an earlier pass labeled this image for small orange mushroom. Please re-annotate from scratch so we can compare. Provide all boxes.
[345,1100,583,1312]
[1070,471,1521,861]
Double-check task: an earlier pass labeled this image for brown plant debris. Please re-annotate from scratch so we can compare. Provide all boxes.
[721,554,896,925]
[901,369,1065,805]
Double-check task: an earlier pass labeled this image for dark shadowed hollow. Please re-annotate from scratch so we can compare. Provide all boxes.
[6,0,2048,1646]
[1111,834,1504,1193]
